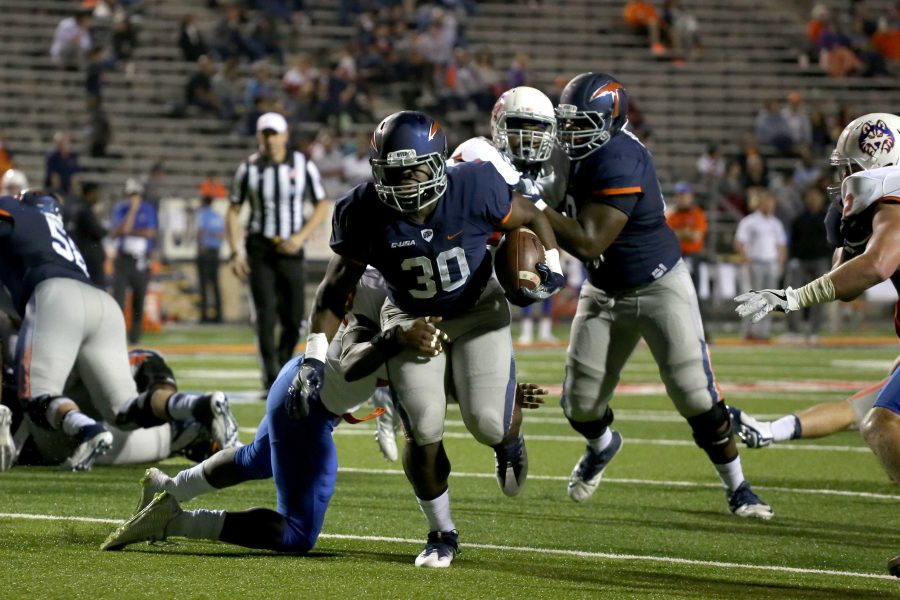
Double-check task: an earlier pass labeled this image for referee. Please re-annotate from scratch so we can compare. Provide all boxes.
[226,112,331,392]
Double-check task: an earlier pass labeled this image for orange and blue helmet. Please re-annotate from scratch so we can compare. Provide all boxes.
[556,72,629,160]
[370,111,448,213]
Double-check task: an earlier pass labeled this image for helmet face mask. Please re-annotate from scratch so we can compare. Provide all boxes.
[556,104,611,160]
[491,86,557,164]
[370,111,448,214]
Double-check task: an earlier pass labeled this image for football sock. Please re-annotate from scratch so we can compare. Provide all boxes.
[61,411,98,437]
[171,462,216,502]
[770,415,800,442]
[538,317,553,340]
[167,509,225,540]
[714,456,745,492]
[417,489,456,533]
[519,319,534,342]
[587,428,613,454]
[166,392,204,421]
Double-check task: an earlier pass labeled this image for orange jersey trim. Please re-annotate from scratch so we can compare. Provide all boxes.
[0,209,11,219]
[880,196,900,203]
[594,186,642,196]
[498,205,513,225]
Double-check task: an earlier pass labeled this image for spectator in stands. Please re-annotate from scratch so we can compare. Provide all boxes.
[743,152,769,190]
[196,195,224,323]
[179,14,208,62]
[341,135,373,186]
[85,95,112,158]
[818,21,865,78]
[199,172,228,200]
[109,0,138,64]
[307,128,344,197]
[111,178,158,345]
[244,60,277,111]
[252,0,310,28]
[769,169,804,231]
[697,144,725,182]
[84,46,110,102]
[506,52,531,90]
[754,99,793,155]
[808,108,833,154]
[806,3,830,62]
[247,14,285,65]
[186,55,222,117]
[786,187,832,342]
[792,153,822,192]
[662,0,701,62]
[781,91,812,153]
[624,0,666,56]
[872,15,900,66]
[212,57,243,122]
[142,161,167,211]
[44,132,81,196]
[66,181,108,287]
[282,53,319,97]
[0,131,16,183]
[50,9,93,70]
[211,4,254,62]
[734,189,787,341]
[452,46,494,111]
[720,159,748,214]
[473,50,503,100]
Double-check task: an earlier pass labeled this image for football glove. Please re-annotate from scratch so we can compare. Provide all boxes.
[734,288,801,323]
[286,357,326,419]
[521,248,565,301]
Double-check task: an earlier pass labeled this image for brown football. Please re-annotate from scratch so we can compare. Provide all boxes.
[495,227,545,307]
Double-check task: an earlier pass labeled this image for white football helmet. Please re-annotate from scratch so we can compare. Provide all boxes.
[829,113,900,203]
[490,86,557,164]
[1,169,28,196]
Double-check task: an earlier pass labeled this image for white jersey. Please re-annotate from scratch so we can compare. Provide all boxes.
[449,137,521,185]
[320,268,388,415]
[841,165,900,217]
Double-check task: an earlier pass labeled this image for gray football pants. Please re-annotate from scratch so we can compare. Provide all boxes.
[18,278,139,422]
[382,279,516,447]
[563,260,720,426]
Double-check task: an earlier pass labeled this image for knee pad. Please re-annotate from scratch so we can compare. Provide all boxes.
[566,406,614,440]
[26,394,68,430]
[687,401,731,450]
[115,390,167,429]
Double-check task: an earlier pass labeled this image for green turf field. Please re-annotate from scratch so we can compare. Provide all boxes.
[2,325,899,598]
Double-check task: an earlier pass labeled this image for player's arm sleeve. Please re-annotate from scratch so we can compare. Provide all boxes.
[230,161,249,207]
[339,314,391,382]
[587,156,644,217]
[477,162,514,226]
[329,193,369,263]
[304,157,327,204]
[0,207,13,236]
[824,202,842,247]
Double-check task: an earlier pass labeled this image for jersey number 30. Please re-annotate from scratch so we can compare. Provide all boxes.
[45,215,89,277]
[402,247,470,299]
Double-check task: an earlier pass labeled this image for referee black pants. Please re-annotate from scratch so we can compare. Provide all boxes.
[246,234,306,389]
[112,254,150,345]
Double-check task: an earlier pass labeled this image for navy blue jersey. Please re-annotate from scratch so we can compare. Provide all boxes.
[331,161,512,316]
[0,196,91,316]
[565,131,681,293]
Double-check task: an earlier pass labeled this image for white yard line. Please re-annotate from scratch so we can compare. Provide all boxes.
[0,512,891,581]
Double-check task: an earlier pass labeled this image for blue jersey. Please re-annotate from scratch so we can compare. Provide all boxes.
[566,131,681,293]
[0,196,92,316]
[331,161,512,316]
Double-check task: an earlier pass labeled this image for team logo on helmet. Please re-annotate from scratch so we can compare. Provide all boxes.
[588,82,623,118]
[858,119,895,158]
[428,121,441,141]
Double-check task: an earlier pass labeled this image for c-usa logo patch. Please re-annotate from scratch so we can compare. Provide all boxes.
[858,119,895,158]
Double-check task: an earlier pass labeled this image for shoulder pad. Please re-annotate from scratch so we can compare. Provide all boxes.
[449,137,520,185]
[842,166,900,217]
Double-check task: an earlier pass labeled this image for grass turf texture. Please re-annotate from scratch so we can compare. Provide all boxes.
[1,324,898,598]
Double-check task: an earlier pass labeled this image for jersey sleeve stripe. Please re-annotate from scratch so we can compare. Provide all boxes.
[498,206,513,225]
[880,196,900,203]
[0,209,11,220]
[593,186,642,196]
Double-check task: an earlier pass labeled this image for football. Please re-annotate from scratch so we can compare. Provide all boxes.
[495,227,545,307]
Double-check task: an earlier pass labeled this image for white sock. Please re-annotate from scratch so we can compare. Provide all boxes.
[770,415,799,442]
[519,318,534,341]
[538,317,553,339]
[167,392,203,420]
[171,462,216,502]
[166,509,225,540]
[417,489,456,533]
[714,456,746,492]
[587,428,613,454]
[61,411,98,437]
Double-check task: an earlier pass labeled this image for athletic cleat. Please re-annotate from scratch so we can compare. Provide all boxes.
[372,387,398,462]
[727,481,774,520]
[728,406,774,448]
[101,491,182,551]
[206,392,239,451]
[888,555,900,577]
[414,530,459,568]
[62,424,113,471]
[567,431,623,502]
[0,404,16,472]
[137,467,173,512]
[494,434,528,496]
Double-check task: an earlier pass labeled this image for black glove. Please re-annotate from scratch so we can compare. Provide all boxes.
[286,357,326,419]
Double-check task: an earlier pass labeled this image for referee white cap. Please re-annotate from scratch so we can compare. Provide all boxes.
[257,112,288,134]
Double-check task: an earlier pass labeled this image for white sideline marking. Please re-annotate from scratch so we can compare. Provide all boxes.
[0,512,892,581]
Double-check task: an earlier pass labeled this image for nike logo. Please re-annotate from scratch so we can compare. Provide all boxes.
[769,291,787,301]
[447,231,463,240]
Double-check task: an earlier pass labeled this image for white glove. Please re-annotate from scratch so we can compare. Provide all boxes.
[734,288,801,323]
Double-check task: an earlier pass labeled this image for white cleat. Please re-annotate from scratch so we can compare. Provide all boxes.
[208,392,239,451]
[728,407,774,449]
[62,425,113,472]
[728,481,774,520]
[0,405,16,472]
[371,387,398,462]
[101,491,182,551]
[137,467,174,512]
[414,530,459,568]
[567,431,623,503]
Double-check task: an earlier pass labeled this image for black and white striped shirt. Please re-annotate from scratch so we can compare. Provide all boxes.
[230,151,326,240]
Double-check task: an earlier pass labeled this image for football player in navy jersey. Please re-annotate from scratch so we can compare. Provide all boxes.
[531,73,772,519]
[0,191,238,471]
[293,111,565,567]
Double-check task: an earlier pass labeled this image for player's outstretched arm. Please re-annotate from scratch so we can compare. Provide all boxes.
[340,315,448,382]
[539,197,629,262]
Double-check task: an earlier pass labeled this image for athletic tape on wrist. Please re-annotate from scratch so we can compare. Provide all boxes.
[794,275,836,308]
[305,332,328,362]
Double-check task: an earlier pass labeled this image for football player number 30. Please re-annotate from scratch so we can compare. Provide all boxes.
[44,214,90,277]
[402,247,470,299]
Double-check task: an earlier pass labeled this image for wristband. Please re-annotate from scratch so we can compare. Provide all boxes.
[305,332,329,362]
[534,199,548,212]
[793,275,836,308]
[544,248,562,274]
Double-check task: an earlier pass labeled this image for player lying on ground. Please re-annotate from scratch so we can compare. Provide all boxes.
[102,268,545,554]
[0,191,240,471]
[729,355,900,447]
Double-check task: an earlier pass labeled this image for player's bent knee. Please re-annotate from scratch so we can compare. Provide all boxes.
[860,407,897,445]
[279,521,316,554]
[687,401,732,457]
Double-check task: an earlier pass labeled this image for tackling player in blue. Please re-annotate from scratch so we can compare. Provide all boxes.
[533,73,771,518]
